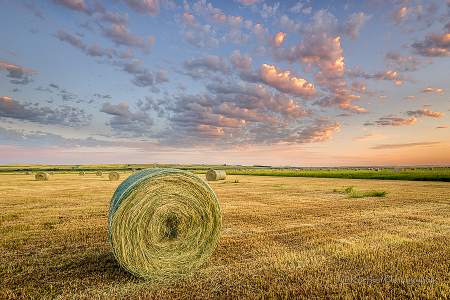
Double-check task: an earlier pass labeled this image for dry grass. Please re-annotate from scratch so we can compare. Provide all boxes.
[1,172,449,299]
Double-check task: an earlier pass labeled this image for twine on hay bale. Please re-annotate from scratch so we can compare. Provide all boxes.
[108,168,221,279]
[205,170,226,181]
[109,171,120,181]
[96,171,103,176]
[79,171,85,176]
[35,172,49,181]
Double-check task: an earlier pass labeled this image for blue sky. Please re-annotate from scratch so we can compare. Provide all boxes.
[0,0,449,166]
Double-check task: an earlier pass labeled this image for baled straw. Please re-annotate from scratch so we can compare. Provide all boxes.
[393,167,405,172]
[96,171,103,176]
[108,168,221,279]
[109,171,120,181]
[49,171,54,175]
[35,172,49,181]
[205,170,226,181]
[79,171,85,176]
[25,172,32,175]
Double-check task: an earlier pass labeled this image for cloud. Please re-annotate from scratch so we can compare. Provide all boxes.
[437,126,449,129]
[407,109,445,118]
[54,29,136,59]
[289,2,303,13]
[340,12,372,41]
[420,87,443,93]
[182,52,230,75]
[260,3,279,19]
[94,11,130,25]
[403,95,415,99]
[387,1,441,32]
[100,102,154,134]
[383,50,420,72]
[179,13,219,49]
[236,0,263,4]
[370,142,444,150]
[50,0,100,15]
[412,32,450,57]
[53,28,87,51]
[23,1,45,20]
[352,133,383,141]
[258,64,317,98]
[279,10,371,41]
[373,116,417,126]
[121,0,160,17]
[101,25,155,54]
[0,96,90,127]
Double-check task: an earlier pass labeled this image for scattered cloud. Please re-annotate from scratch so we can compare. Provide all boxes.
[420,87,443,93]
[100,102,154,134]
[0,96,91,127]
[407,109,445,118]
[370,141,444,150]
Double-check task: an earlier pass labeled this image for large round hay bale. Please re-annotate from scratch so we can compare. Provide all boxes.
[205,170,226,181]
[393,167,405,173]
[109,171,120,181]
[108,168,221,279]
[79,171,85,176]
[96,171,103,176]
[35,172,49,181]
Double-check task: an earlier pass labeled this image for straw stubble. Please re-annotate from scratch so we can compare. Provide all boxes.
[108,168,221,279]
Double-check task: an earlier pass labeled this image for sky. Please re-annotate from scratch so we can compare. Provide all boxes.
[0,0,449,167]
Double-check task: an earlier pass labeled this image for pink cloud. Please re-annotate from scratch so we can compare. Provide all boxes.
[121,0,160,17]
[258,64,317,98]
[420,87,443,93]
[407,109,445,118]
[375,116,417,126]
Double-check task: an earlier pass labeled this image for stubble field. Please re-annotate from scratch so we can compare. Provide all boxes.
[1,171,449,299]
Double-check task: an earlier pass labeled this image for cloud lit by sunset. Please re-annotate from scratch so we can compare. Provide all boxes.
[0,0,449,166]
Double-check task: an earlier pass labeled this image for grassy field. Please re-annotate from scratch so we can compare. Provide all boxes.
[1,171,450,299]
[2,165,449,182]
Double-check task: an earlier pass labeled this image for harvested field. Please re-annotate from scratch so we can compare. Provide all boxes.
[1,172,449,299]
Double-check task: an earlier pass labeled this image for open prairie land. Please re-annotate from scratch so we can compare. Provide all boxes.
[1,172,449,299]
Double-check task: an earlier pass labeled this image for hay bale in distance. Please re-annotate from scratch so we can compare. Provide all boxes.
[108,168,221,279]
[205,170,226,181]
[79,171,85,176]
[375,168,381,171]
[295,169,302,172]
[393,167,405,173]
[35,172,49,181]
[49,171,54,175]
[25,171,32,175]
[96,171,103,176]
[327,169,332,172]
[411,167,416,170]
[109,171,120,181]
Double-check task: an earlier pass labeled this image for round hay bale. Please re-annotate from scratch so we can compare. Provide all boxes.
[35,172,49,181]
[327,169,332,172]
[411,167,416,170]
[393,167,405,173]
[96,171,103,176]
[109,171,120,181]
[79,171,85,176]
[108,168,221,279]
[205,170,226,181]
[25,171,32,175]
[49,171,54,175]
[295,169,302,172]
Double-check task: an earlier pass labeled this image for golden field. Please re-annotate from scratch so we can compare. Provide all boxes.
[1,171,449,299]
